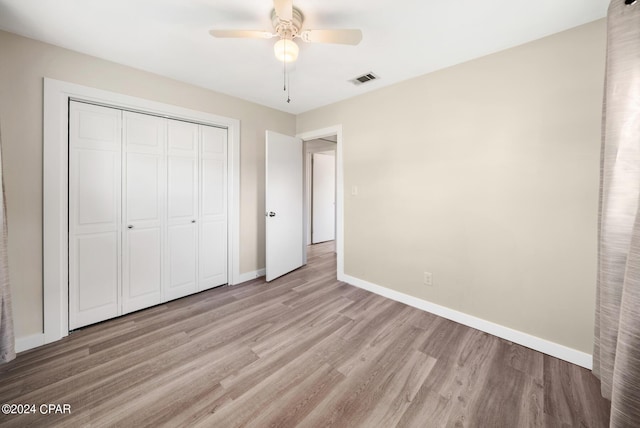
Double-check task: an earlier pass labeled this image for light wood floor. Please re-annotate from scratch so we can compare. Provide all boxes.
[1,241,610,427]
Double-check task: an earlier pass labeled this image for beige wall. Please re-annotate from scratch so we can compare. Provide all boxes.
[0,30,295,338]
[297,20,606,353]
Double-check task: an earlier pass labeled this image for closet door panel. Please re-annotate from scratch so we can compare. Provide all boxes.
[123,111,165,313]
[202,128,225,155]
[75,233,119,320]
[126,153,162,222]
[69,101,121,330]
[200,220,226,287]
[202,158,226,216]
[126,228,162,300]
[124,113,165,153]
[199,126,227,290]
[168,119,198,153]
[165,119,198,301]
[74,107,120,151]
[168,156,197,220]
[74,150,120,233]
[166,224,197,300]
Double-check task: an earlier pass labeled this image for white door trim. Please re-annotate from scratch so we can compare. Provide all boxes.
[297,126,343,278]
[43,78,241,344]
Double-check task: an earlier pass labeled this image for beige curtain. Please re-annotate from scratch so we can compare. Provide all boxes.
[593,1,640,426]
[0,121,15,364]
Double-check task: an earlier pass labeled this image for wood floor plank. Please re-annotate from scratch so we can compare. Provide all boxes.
[421,329,498,399]
[219,315,352,400]
[0,241,610,427]
[196,358,336,428]
[334,305,424,377]
[543,355,610,428]
[248,297,353,358]
[359,349,437,428]
[459,358,527,428]
[86,344,257,427]
[297,325,431,427]
[0,331,191,405]
[250,365,345,428]
[420,317,473,361]
[396,386,453,427]
[499,340,545,380]
[516,374,545,428]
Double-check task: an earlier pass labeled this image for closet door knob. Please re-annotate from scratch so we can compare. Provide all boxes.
[127,225,134,229]
[191,220,196,223]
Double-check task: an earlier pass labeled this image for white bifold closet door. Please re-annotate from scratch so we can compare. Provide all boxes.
[69,102,122,329]
[166,119,198,301]
[200,126,228,290]
[69,101,228,330]
[122,111,166,314]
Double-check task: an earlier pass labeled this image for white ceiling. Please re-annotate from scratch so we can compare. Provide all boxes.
[0,0,608,114]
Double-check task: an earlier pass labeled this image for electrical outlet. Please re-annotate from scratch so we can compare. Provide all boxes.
[423,272,433,286]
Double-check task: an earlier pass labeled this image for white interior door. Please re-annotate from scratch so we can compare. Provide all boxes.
[312,152,336,243]
[69,101,122,330]
[165,119,199,300]
[199,125,228,290]
[265,130,304,282]
[122,111,165,313]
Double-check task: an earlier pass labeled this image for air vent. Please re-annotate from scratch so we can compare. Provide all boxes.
[351,72,379,85]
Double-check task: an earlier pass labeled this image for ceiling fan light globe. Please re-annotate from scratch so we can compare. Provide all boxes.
[274,39,299,62]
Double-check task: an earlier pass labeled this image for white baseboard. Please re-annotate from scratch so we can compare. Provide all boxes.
[342,274,593,369]
[16,333,46,353]
[234,268,266,285]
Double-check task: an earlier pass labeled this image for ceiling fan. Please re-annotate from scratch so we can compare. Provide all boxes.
[209,0,363,64]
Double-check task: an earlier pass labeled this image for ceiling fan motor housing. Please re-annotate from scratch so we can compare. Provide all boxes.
[271,7,304,39]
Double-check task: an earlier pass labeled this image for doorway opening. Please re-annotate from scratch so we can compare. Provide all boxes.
[264,127,342,282]
[304,136,337,246]
[297,125,343,279]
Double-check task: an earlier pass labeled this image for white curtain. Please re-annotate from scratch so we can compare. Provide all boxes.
[0,120,15,364]
[593,1,640,426]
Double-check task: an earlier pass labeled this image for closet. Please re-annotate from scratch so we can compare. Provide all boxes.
[68,100,227,329]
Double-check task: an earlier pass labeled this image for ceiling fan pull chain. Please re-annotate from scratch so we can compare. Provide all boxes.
[282,40,291,103]
[287,70,291,103]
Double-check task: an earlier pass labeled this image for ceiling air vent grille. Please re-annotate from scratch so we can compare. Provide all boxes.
[351,72,379,85]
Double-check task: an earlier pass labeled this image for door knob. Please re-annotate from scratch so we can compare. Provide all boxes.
[127,225,134,229]
[191,220,196,223]
[267,211,276,217]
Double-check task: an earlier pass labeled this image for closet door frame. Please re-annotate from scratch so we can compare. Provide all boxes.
[43,78,240,344]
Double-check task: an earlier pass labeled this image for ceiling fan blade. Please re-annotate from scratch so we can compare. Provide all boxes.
[273,0,293,21]
[300,29,363,45]
[209,30,274,39]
